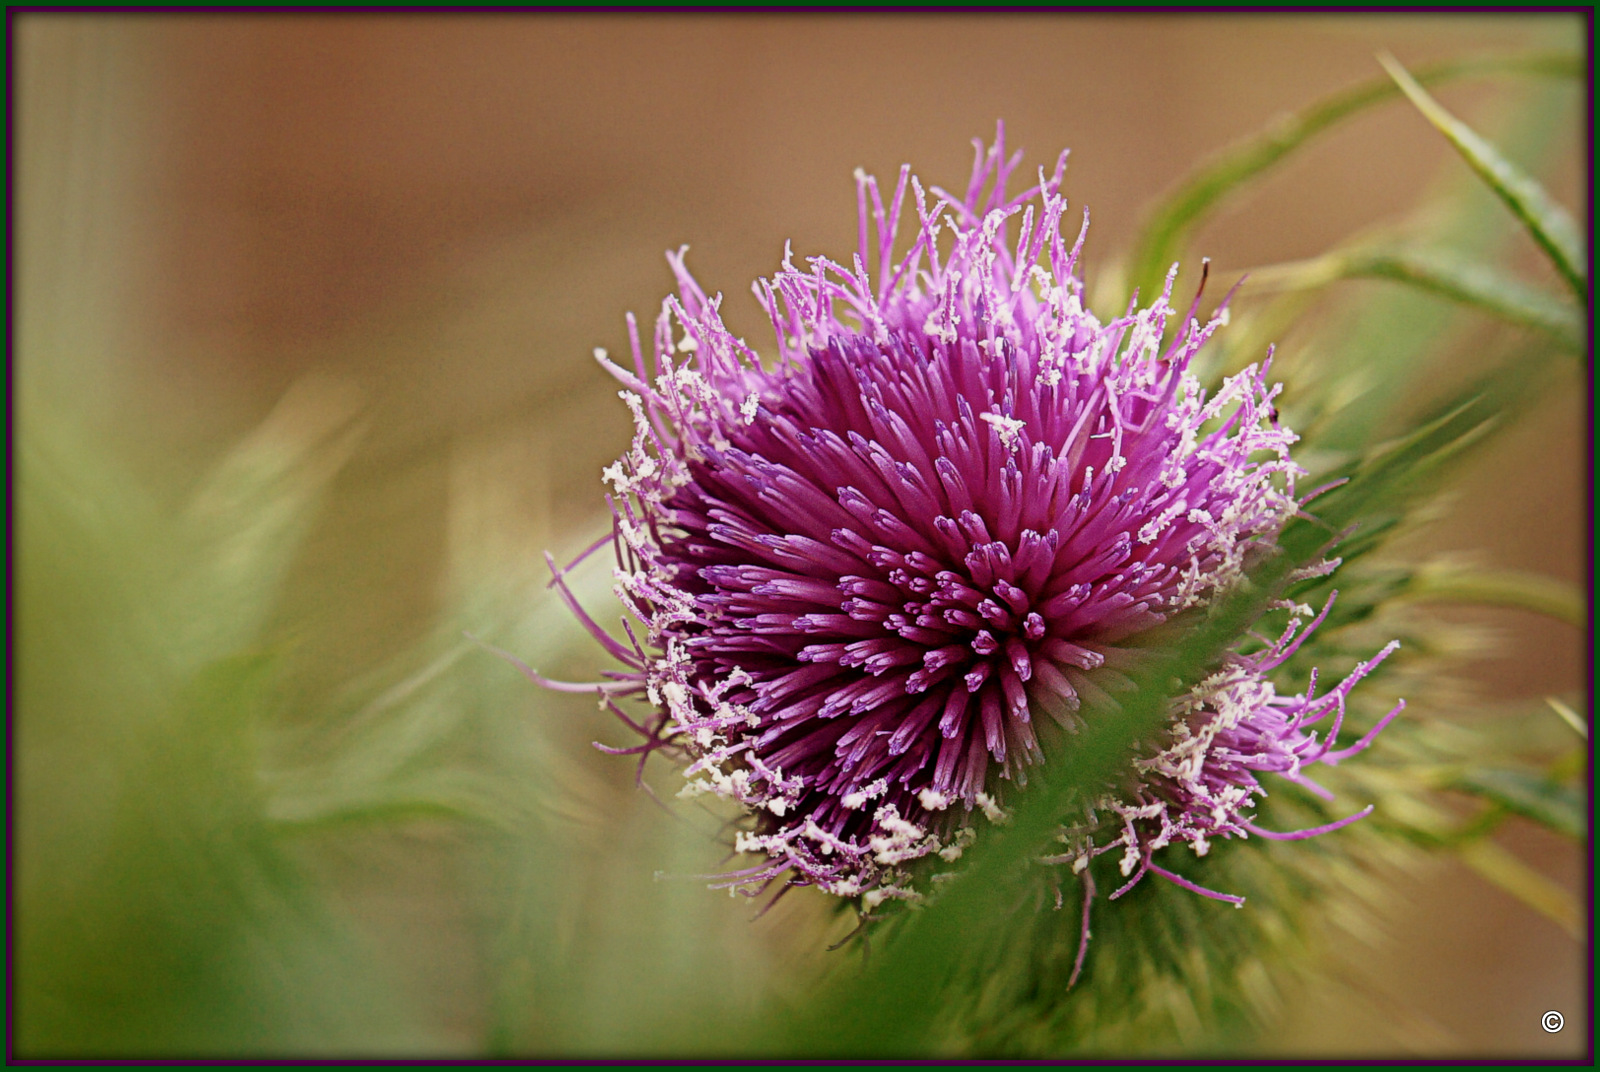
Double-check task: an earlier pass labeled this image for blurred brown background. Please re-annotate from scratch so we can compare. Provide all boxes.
[15,12,1586,1057]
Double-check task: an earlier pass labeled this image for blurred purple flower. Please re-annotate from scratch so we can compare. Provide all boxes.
[527,129,1400,916]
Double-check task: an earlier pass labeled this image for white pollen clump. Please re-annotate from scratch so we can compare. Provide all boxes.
[866,803,941,865]
[841,778,888,811]
[974,792,1010,824]
[825,875,864,898]
[979,411,1027,450]
[938,826,977,862]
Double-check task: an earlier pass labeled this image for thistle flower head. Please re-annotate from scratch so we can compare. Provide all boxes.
[544,128,1395,909]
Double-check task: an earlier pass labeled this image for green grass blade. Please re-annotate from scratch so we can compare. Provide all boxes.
[1449,768,1585,840]
[1379,53,1588,304]
[1392,565,1585,626]
[1242,246,1585,354]
[1304,331,1561,545]
[177,375,366,667]
[1545,697,1588,739]
[1120,51,1582,307]
[1456,838,1582,938]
